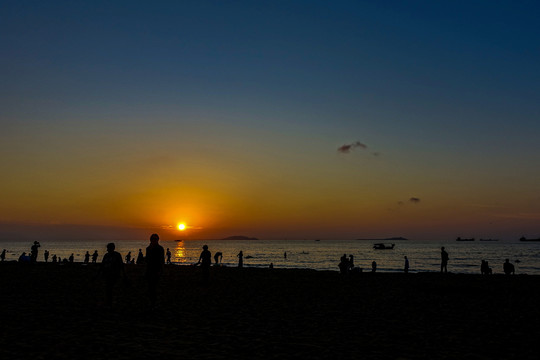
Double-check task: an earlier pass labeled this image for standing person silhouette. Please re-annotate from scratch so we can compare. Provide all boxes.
[146,234,165,309]
[125,251,132,264]
[404,256,409,274]
[44,250,49,263]
[136,249,144,264]
[237,251,244,268]
[197,245,212,283]
[441,247,449,273]
[92,250,99,263]
[30,241,40,263]
[100,243,125,307]
[0,249,5,262]
[84,251,90,264]
[166,248,172,265]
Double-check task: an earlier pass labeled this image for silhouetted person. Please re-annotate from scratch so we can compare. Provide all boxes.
[339,254,349,275]
[372,261,377,273]
[100,243,125,307]
[44,250,49,263]
[166,248,171,264]
[84,251,90,264]
[284,252,287,259]
[19,252,30,263]
[125,251,132,264]
[441,247,449,273]
[146,234,165,308]
[348,254,355,271]
[214,251,223,265]
[69,253,74,263]
[504,259,515,275]
[269,262,274,269]
[136,249,144,264]
[237,251,244,268]
[1,249,6,262]
[52,254,57,263]
[92,250,98,264]
[197,245,212,283]
[30,241,40,263]
[481,260,492,275]
[404,256,409,274]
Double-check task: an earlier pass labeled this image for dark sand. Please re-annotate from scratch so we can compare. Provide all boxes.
[1,263,539,359]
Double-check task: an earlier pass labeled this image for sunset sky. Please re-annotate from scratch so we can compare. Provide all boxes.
[2,1,540,241]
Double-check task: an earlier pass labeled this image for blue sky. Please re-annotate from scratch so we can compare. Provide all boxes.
[2,1,540,240]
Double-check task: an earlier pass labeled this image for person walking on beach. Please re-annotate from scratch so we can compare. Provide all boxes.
[69,253,74,263]
[404,256,409,274]
[166,248,172,265]
[372,261,377,273]
[30,241,40,263]
[197,245,212,283]
[503,259,515,275]
[0,249,5,262]
[237,251,244,268]
[92,250,99,264]
[146,234,165,309]
[125,251,132,264]
[84,251,90,264]
[441,247,449,273]
[100,243,125,306]
[44,250,49,263]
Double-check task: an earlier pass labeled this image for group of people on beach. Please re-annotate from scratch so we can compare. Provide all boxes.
[335,246,516,275]
[1,242,520,278]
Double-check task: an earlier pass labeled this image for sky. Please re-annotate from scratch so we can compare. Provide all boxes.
[2,0,540,241]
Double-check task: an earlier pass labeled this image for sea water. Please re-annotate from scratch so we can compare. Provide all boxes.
[1,239,540,275]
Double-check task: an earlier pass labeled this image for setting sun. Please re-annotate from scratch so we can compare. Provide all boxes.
[178,223,186,231]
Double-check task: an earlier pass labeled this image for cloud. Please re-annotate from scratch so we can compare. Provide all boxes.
[338,141,367,154]
[409,197,421,203]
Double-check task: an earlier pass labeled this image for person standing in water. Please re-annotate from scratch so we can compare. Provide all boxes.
[441,247,449,273]
[404,256,409,274]
[44,250,50,263]
[166,248,172,265]
[146,234,165,309]
[237,251,244,268]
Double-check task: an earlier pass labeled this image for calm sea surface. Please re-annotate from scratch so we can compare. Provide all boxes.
[1,239,540,275]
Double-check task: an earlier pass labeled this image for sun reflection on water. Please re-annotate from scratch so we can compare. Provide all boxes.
[175,241,185,261]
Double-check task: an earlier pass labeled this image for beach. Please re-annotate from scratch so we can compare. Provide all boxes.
[1,263,539,359]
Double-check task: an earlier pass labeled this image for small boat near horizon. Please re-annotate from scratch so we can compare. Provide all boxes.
[373,243,395,250]
[456,237,475,241]
[519,237,540,242]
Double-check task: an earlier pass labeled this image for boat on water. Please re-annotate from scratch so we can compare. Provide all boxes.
[479,238,499,241]
[373,243,395,250]
[519,237,540,242]
[456,237,475,241]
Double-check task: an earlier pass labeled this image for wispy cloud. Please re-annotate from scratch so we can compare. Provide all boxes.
[337,141,367,154]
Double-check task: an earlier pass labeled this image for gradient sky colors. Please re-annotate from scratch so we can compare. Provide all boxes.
[2,1,540,241]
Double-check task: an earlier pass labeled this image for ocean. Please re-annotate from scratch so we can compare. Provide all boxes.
[1,239,540,275]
